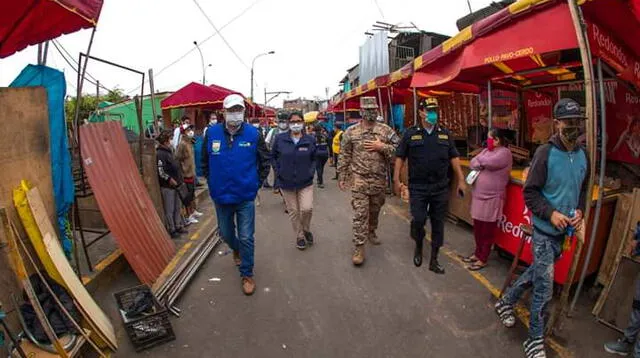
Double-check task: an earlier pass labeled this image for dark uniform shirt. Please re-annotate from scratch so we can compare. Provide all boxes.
[396,125,459,193]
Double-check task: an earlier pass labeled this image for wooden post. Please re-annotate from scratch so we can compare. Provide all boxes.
[134,95,144,172]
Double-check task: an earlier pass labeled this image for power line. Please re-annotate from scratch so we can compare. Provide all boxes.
[192,0,250,70]
[373,0,385,20]
[125,0,262,95]
[51,40,121,96]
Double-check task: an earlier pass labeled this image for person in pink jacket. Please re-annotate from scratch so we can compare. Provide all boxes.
[462,129,513,271]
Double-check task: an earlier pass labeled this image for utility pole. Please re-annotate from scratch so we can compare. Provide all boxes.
[96,80,100,109]
[149,69,158,136]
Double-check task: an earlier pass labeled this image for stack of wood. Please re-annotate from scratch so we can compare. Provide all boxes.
[594,188,640,330]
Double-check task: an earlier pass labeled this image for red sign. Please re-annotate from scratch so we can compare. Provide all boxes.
[524,91,556,144]
[588,22,640,89]
[494,182,579,284]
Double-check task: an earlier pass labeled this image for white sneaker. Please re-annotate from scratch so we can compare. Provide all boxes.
[193,210,204,217]
[188,215,199,224]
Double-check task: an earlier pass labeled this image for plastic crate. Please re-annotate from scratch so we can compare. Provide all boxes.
[113,285,175,352]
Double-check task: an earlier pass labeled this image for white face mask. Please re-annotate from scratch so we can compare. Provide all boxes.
[278,122,289,130]
[187,130,195,138]
[290,123,304,133]
[210,119,217,125]
[252,123,260,128]
[225,111,244,127]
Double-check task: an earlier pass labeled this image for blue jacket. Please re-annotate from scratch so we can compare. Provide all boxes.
[201,123,270,205]
[272,133,316,190]
[524,135,588,236]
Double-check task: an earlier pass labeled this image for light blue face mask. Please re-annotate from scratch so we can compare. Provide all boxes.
[426,111,438,125]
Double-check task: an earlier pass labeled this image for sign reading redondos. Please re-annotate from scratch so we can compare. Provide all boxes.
[589,23,640,88]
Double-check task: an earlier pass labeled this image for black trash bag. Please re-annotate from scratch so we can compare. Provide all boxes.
[124,290,154,319]
[20,273,80,343]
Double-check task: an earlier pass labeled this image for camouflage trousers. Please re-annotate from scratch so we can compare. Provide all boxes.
[351,191,386,246]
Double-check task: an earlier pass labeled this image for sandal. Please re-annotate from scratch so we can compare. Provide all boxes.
[467,262,487,271]
[459,254,478,264]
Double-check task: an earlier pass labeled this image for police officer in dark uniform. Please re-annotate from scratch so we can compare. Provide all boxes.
[393,97,467,274]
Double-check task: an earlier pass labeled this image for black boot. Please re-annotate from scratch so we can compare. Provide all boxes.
[429,247,445,274]
[413,238,423,267]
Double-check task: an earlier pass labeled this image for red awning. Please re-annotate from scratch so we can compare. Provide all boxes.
[161,82,243,110]
[412,2,577,88]
[0,0,103,58]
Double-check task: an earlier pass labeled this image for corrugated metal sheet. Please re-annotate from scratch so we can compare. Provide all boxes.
[80,122,175,284]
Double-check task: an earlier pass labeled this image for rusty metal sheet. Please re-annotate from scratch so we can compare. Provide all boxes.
[79,122,175,284]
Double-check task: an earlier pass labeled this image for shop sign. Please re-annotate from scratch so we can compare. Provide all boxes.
[589,23,640,88]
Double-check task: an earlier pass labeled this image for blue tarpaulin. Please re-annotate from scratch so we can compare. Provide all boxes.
[392,104,405,133]
[10,65,75,258]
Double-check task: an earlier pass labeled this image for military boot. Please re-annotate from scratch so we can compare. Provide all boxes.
[352,246,365,266]
[429,248,445,274]
[413,238,423,267]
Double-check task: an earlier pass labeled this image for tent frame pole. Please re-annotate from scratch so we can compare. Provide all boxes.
[487,80,492,131]
[569,57,608,314]
[412,88,417,127]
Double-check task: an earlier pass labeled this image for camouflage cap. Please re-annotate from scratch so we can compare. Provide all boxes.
[360,96,379,109]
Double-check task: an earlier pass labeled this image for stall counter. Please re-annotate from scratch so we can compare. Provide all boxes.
[448,159,617,284]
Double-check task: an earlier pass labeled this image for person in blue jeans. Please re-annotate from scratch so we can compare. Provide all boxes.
[202,94,270,296]
[313,124,330,188]
[604,274,640,357]
[495,98,588,358]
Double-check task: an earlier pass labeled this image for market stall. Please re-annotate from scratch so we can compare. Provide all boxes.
[160,82,245,129]
[404,0,640,287]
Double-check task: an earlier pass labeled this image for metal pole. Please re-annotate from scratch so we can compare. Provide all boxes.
[74,27,97,197]
[149,69,157,135]
[264,87,267,106]
[37,43,42,65]
[194,41,205,84]
[387,87,394,127]
[487,80,493,131]
[42,41,49,66]
[412,88,417,127]
[569,58,608,313]
[250,67,254,101]
[96,80,100,109]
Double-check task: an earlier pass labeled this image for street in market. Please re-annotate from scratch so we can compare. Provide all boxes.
[1,0,640,358]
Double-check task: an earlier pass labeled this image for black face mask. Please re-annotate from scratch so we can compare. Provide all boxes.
[560,126,583,144]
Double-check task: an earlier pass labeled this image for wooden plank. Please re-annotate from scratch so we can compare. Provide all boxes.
[596,257,640,330]
[594,188,640,315]
[0,208,69,357]
[596,193,633,286]
[26,188,118,351]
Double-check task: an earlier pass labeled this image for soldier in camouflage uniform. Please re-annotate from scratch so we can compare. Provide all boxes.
[338,96,399,266]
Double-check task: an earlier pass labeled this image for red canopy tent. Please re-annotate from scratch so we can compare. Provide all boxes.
[160,82,244,110]
[0,0,103,58]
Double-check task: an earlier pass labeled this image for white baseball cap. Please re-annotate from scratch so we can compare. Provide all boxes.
[223,94,245,109]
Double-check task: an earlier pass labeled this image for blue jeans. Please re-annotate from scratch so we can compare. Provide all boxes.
[503,229,563,339]
[214,201,255,278]
[624,276,640,358]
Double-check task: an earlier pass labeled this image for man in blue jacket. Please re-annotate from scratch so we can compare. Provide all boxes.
[202,94,270,295]
[495,98,588,358]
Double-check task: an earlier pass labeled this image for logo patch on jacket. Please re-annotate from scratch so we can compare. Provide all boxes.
[239,141,252,148]
[298,147,309,151]
[438,134,449,140]
[411,135,423,141]
[211,140,221,153]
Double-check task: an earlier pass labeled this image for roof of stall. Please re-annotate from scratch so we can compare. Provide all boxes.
[161,82,243,110]
[0,0,104,58]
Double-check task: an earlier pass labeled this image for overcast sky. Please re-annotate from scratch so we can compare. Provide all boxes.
[0,0,495,107]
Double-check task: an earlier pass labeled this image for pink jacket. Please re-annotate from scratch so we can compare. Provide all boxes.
[470,146,513,222]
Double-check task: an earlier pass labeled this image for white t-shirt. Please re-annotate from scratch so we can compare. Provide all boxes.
[171,127,181,149]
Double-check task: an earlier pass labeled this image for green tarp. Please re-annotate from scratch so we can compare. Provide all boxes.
[89,94,170,134]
